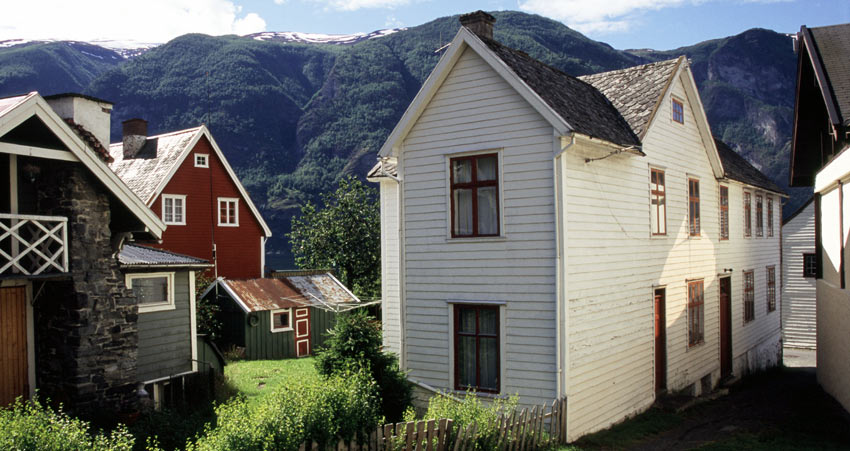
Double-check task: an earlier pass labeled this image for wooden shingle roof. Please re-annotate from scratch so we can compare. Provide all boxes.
[481,37,641,148]
[808,23,850,126]
[579,58,682,139]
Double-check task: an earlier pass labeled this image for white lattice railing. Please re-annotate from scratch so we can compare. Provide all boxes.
[0,213,68,276]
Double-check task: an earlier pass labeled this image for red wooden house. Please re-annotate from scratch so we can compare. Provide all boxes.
[109,119,271,279]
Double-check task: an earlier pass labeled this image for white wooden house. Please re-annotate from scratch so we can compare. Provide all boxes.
[781,198,816,349]
[369,11,786,439]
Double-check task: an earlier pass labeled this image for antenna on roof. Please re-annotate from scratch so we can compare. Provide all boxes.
[205,70,211,130]
[435,30,450,53]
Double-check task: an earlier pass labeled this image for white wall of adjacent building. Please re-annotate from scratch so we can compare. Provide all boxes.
[781,200,816,349]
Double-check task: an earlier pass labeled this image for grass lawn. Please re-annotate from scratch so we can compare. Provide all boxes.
[224,357,319,401]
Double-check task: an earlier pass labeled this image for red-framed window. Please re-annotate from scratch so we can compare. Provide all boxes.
[450,154,499,237]
[672,98,684,124]
[803,253,818,278]
[744,270,755,323]
[719,185,729,240]
[766,266,776,313]
[744,192,752,237]
[688,280,704,346]
[755,194,764,237]
[650,168,667,235]
[688,178,700,236]
[767,196,774,237]
[454,304,500,393]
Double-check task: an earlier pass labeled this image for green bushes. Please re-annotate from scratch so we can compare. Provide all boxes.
[187,369,381,451]
[0,397,135,451]
[414,392,518,450]
[315,310,412,422]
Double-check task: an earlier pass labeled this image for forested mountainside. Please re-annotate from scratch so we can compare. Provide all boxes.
[0,11,805,267]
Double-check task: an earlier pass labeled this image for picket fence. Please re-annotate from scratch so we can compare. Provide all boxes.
[297,397,567,451]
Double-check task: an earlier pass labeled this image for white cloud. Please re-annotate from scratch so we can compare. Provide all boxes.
[517,0,789,36]
[307,0,411,12]
[0,0,268,43]
[384,14,404,28]
[274,0,287,4]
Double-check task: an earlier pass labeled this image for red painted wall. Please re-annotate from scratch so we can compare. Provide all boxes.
[149,136,265,279]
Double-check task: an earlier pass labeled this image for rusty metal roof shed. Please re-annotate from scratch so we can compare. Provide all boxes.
[205,272,362,313]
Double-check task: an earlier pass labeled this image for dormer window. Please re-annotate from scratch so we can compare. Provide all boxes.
[195,154,209,168]
[672,98,684,124]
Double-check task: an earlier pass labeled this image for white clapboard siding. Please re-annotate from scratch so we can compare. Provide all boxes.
[781,201,816,349]
[399,46,558,407]
[380,181,402,356]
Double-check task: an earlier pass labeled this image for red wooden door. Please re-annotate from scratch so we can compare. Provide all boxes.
[720,277,732,378]
[0,286,28,406]
[295,308,310,357]
[654,288,666,392]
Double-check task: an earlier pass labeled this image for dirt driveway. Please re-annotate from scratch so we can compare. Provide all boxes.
[625,366,850,450]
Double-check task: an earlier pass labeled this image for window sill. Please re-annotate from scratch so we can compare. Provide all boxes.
[446,236,507,243]
[164,222,186,226]
[271,327,293,333]
[687,340,705,351]
[449,388,504,399]
[139,303,176,313]
[217,223,239,227]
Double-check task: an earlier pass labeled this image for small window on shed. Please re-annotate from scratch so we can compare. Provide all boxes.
[271,308,292,332]
[672,98,684,124]
[126,272,174,313]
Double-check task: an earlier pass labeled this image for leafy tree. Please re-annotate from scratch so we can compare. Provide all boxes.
[315,310,411,423]
[288,176,380,298]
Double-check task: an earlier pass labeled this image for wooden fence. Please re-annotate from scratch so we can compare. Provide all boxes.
[298,397,567,451]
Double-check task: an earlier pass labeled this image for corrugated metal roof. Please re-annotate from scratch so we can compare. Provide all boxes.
[218,273,361,313]
[108,127,202,204]
[119,243,210,267]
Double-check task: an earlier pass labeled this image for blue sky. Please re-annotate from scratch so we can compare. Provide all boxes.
[2,0,848,50]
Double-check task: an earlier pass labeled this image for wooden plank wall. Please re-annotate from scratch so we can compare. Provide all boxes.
[781,201,816,348]
[0,285,27,406]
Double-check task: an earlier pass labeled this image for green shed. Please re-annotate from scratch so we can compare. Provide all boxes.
[202,272,366,360]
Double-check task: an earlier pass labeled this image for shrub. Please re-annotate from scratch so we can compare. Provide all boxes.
[0,397,135,451]
[187,369,381,450]
[418,391,518,450]
[315,310,412,422]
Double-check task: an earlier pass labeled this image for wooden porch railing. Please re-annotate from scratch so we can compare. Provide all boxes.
[0,213,68,276]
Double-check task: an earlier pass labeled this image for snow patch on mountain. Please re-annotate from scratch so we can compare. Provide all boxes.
[247,28,405,45]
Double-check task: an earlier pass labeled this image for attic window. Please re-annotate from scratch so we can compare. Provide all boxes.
[195,154,209,168]
[672,98,684,124]
[271,308,292,332]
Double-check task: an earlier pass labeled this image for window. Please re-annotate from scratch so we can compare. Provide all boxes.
[688,280,704,346]
[162,194,186,225]
[743,192,752,237]
[744,270,755,323]
[454,304,499,392]
[767,196,774,237]
[766,266,776,313]
[650,168,667,235]
[803,253,818,278]
[688,178,700,236]
[194,153,209,168]
[126,273,174,313]
[270,308,292,332]
[719,185,729,240]
[755,194,764,237]
[450,154,499,237]
[672,98,684,124]
[218,198,239,226]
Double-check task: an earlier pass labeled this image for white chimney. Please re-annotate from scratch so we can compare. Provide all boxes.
[45,94,112,151]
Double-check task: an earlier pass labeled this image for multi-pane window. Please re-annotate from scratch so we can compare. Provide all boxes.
[744,270,755,323]
[688,280,704,346]
[719,185,729,240]
[162,194,186,225]
[270,308,292,332]
[756,194,764,237]
[450,154,499,237]
[766,266,776,312]
[195,153,209,168]
[650,168,667,235]
[688,178,700,236]
[218,198,239,226]
[743,192,752,237]
[672,98,684,124]
[454,304,499,393]
[767,196,774,237]
[803,253,818,278]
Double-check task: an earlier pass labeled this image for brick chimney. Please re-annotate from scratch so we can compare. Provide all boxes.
[44,94,112,150]
[122,118,148,159]
[460,10,496,40]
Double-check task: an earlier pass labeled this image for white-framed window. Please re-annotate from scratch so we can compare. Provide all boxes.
[126,272,175,313]
[194,154,209,168]
[162,194,186,225]
[270,308,292,332]
[218,197,239,226]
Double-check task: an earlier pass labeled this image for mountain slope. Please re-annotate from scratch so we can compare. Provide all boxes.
[0,11,802,267]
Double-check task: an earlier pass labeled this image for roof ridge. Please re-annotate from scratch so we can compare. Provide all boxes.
[578,56,682,80]
[124,243,207,261]
[109,125,203,147]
